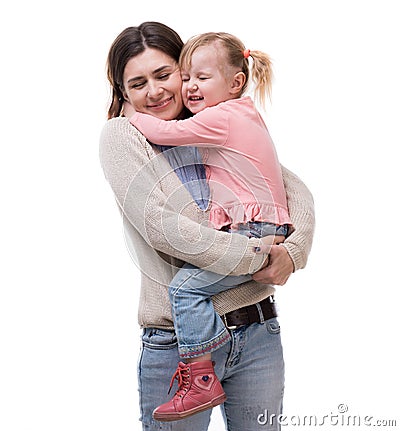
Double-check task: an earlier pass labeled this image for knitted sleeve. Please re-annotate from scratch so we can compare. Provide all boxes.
[99,117,264,276]
[281,165,315,271]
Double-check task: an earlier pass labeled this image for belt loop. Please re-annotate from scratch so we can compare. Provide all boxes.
[255,302,265,324]
[223,313,238,330]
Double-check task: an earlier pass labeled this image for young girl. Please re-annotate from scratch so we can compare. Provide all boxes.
[127,32,292,421]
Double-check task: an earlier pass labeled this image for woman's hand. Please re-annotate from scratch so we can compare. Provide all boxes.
[122,100,136,118]
[252,244,294,285]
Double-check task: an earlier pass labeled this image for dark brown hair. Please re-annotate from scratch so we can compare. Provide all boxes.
[106,22,184,119]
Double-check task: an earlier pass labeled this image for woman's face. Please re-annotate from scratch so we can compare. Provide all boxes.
[122,48,184,120]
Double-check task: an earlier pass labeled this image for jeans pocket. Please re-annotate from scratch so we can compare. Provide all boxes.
[265,317,281,335]
[141,328,178,350]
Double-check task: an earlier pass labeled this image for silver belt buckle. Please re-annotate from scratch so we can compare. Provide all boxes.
[223,314,238,330]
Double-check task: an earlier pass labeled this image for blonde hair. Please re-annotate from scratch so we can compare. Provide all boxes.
[179,32,273,109]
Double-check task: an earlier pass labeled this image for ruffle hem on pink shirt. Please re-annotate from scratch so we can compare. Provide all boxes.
[209,202,292,230]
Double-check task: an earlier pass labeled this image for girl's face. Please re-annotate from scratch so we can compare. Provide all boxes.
[181,45,235,114]
[122,48,184,120]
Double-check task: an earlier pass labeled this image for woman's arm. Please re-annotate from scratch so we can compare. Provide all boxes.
[253,165,315,284]
[99,117,265,276]
[280,165,315,271]
[252,244,295,285]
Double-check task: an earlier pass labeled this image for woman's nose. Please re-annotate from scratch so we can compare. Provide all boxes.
[147,81,162,98]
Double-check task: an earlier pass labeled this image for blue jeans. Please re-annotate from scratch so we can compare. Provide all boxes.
[139,319,285,430]
[169,222,288,358]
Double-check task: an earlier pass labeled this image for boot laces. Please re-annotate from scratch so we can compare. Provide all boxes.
[168,365,191,397]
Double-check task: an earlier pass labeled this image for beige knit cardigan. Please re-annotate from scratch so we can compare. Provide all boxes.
[99,117,315,329]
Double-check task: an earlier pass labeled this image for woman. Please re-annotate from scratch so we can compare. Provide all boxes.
[100,22,315,431]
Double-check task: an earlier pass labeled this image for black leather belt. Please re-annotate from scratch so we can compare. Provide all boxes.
[222,296,277,330]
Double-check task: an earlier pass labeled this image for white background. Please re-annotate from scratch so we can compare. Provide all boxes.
[1,1,399,430]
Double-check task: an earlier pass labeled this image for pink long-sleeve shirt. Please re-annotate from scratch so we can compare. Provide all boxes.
[130,96,291,230]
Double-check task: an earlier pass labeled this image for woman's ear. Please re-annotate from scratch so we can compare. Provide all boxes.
[229,71,246,95]
[121,90,129,102]
[119,83,130,102]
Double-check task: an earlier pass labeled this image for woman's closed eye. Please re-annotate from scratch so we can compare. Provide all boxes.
[129,74,170,90]
[157,73,171,81]
[130,81,146,90]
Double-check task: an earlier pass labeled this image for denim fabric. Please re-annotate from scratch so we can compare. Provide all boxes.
[230,221,288,238]
[157,145,210,210]
[138,320,284,430]
[169,222,288,358]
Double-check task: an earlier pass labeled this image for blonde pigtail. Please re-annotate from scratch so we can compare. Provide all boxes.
[248,50,273,110]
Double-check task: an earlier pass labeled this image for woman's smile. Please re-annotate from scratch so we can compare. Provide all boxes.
[147,96,174,110]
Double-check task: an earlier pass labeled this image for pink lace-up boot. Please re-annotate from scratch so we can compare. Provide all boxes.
[152,360,226,422]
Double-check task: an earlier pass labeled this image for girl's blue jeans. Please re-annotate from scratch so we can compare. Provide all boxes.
[169,222,288,358]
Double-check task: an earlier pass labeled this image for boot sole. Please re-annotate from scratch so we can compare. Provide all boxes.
[152,393,227,422]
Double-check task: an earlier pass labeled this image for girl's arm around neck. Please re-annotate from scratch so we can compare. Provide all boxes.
[129,106,229,148]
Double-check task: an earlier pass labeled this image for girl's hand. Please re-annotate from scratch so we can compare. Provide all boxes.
[252,244,294,285]
[122,100,136,118]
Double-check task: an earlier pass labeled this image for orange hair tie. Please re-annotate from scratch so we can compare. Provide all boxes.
[243,49,251,59]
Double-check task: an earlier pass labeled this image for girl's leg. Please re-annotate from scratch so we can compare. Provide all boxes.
[169,263,251,359]
[138,328,213,430]
[152,265,251,421]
